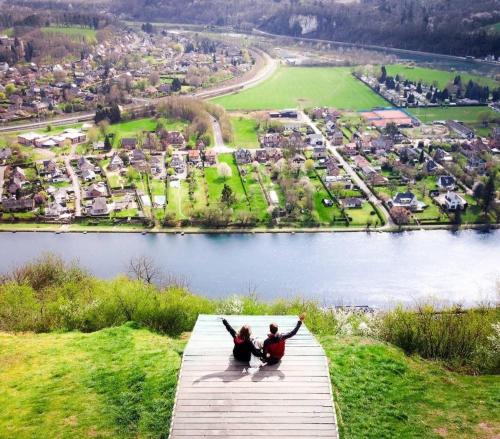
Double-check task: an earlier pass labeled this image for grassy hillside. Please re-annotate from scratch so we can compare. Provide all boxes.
[41,26,98,44]
[0,325,185,438]
[1,327,498,438]
[0,256,498,437]
[324,336,500,439]
[212,66,389,111]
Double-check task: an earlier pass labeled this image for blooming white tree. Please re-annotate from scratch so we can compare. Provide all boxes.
[217,162,232,180]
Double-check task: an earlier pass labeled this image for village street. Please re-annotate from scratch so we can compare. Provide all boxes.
[65,142,81,216]
[210,118,232,153]
[300,111,395,228]
[0,166,5,199]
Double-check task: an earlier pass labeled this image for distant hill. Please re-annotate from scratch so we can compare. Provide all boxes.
[3,0,500,57]
[108,0,500,57]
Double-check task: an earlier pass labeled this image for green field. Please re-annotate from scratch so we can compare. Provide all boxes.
[41,26,97,44]
[385,64,499,89]
[213,67,389,111]
[2,326,498,438]
[409,106,497,124]
[323,335,500,439]
[229,116,260,148]
[0,325,184,438]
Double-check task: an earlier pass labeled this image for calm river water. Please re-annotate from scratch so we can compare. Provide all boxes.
[0,230,498,307]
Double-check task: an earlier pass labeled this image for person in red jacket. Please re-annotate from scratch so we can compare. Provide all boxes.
[262,314,305,365]
[222,318,262,363]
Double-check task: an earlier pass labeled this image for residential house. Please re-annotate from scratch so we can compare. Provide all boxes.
[13,167,27,181]
[90,197,109,216]
[343,143,358,156]
[340,197,363,209]
[45,201,68,217]
[331,129,344,146]
[108,153,124,172]
[204,149,217,166]
[84,183,108,199]
[78,157,94,173]
[1,197,34,212]
[254,149,267,164]
[188,149,201,165]
[17,132,41,146]
[390,191,423,212]
[466,156,486,174]
[325,157,340,177]
[442,191,467,211]
[150,156,163,175]
[130,149,146,165]
[266,148,283,162]
[433,148,452,163]
[121,138,137,150]
[312,146,327,160]
[234,149,252,165]
[446,120,474,140]
[170,154,185,174]
[437,175,456,191]
[163,131,185,147]
[425,160,438,174]
[307,134,323,146]
[260,133,282,148]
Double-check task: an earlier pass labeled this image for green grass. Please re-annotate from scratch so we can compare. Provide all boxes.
[0,325,185,438]
[204,153,248,210]
[385,64,499,89]
[346,202,379,227]
[41,26,97,44]
[229,116,260,148]
[213,66,389,111]
[108,118,187,148]
[408,106,497,124]
[323,335,500,439]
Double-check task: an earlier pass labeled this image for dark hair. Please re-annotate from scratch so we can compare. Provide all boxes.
[270,323,278,334]
[238,325,251,340]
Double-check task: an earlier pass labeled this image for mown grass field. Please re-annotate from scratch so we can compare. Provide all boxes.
[385,64,499,89]
[41,26,98,44]
[408,106,497,124]
[229,116,260,148]
[1,326,498,438]
[213,67,389,111]
[0,325,185,438]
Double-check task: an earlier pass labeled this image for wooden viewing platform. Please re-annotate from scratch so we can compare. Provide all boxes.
[169,315,339,438]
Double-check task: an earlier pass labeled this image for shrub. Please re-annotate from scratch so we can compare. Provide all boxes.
[378,305,500,373]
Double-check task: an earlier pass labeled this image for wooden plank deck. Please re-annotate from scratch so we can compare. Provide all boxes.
[169,315,339,439]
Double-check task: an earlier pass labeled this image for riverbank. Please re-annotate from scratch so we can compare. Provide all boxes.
[0,222,497,234]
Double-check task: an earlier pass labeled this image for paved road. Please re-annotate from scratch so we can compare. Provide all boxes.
[301,112,394,228]
[65,143,82,216]
[0,49,279,135]
[210,118,233,153]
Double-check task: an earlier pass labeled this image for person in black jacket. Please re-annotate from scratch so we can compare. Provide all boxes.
[262,314,305,365]
[222,318,262,362]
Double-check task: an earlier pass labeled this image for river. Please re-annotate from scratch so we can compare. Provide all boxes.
[0,230,498,307]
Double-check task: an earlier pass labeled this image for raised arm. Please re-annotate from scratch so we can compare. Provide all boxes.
[282,320,302,340]
[222,318,236,338]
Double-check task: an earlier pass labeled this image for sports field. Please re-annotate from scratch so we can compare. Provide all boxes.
[408,106,497,124]
[385,64,498,89]
[212,67,389,111]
